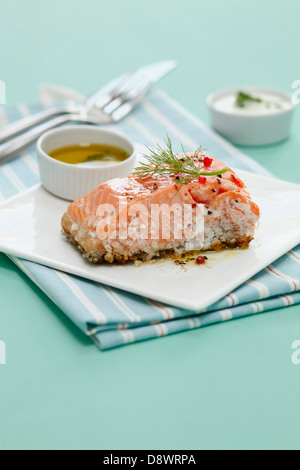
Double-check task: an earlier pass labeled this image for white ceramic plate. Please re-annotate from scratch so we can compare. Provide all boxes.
[0,167,300,312]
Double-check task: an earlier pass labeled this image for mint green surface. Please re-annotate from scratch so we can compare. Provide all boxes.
[0,0,300,450]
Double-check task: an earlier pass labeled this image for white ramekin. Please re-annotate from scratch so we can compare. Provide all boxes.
[207,87,296,146]
[37,126,136,200]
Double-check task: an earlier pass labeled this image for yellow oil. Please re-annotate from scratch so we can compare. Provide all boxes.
[48,143,130,165]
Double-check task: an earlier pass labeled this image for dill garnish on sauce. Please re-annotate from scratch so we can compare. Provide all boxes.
[235,91,262,108]
[235,91,282,109]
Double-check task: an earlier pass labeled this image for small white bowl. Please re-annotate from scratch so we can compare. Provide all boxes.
[37,125,136,200]
[207,87,296,146]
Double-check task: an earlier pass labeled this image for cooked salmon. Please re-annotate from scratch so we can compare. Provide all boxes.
[61,153,260,263]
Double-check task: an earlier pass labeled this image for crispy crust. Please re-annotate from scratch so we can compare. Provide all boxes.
[62,224,253,265]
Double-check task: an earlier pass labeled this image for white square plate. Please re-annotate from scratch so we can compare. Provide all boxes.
[0,169,299,312]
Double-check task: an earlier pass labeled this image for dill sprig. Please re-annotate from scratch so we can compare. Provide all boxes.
[235,91,262,108]
[133,135,228,185]
[235,91,282,109]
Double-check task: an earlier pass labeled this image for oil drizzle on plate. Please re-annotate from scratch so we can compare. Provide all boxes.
[142,248,242,270]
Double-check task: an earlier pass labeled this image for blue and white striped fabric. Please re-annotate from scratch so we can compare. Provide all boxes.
[0,90,300,350]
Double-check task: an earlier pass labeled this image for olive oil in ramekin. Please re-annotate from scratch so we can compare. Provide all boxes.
[48,143,130,166]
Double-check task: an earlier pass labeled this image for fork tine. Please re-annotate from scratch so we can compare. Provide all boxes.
[108,80,153,122]
[86,69,141,111]
[102,79,153,114]
[90,71,137,109]
[87,60,177,116]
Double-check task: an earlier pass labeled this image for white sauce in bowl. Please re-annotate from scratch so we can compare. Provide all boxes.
[213,91,292,116]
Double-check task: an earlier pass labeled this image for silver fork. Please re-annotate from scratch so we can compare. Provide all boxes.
[0,60,176,162]
[0,71,136,144]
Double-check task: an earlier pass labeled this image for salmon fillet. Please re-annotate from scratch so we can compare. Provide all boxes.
[61,153,260,263]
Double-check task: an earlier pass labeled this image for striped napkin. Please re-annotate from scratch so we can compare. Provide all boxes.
[0,89,300,350]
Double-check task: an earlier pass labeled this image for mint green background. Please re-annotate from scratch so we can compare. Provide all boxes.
[0,0,300,450]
